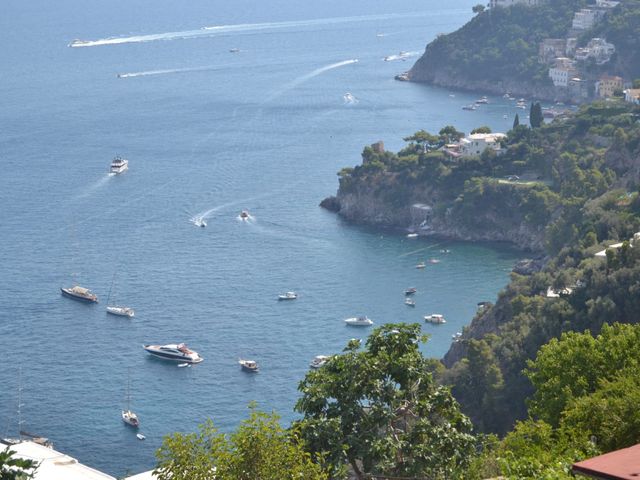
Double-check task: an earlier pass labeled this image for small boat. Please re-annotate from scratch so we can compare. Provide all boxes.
[278,291,298,301]
[122,371,139,428]
[136,433,146,441]
[239,210,250,220]
[429,258,440,264]
[475,96,489,104]
[404,287,417,295]
[61,285,98,303]
[110,156,129,174]
[107,306,135,317]
[309,355,330,369]
[194,218,207,228]
[143,343,203,363]
[229,48,240,53]
[405,298,416,307]
[239,359,259,372]
[416,262,426,269]
[344,316,373,326]
[424,314,446,324]
[462,104,476,111]
[440,249,451,254]
[406,233,418,238]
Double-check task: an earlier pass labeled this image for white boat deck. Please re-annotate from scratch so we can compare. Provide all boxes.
[1,440,116,480]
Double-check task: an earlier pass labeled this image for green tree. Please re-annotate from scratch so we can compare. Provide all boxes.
[439,125,465,144]
[529,102,543,128]
[471,126,492,134]
[633,78,640,88]
[154,408,327,480]
[295,324,475,479]
[472,3,486,14]
[512,113,520,129]
[0,447,39,480]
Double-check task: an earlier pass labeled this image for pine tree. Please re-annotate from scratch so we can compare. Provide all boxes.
[513,113,520,129]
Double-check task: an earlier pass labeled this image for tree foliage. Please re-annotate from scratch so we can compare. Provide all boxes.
[295,324,475,480]
[0,447,38,480]
[154,408,327,480]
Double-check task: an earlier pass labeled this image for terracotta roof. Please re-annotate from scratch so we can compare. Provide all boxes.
[573,444,640,479]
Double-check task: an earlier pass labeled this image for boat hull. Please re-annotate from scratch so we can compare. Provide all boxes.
[61,288,98,303]
[107,307,134,317]
[143,346,203,363]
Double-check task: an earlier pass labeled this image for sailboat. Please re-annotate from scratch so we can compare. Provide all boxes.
[121,371,140,428]
[106,272,134,317]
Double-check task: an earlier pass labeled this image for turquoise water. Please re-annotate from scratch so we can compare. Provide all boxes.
[0,0,522,476]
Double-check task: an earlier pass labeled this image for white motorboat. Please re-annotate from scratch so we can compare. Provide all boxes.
[429,258,441,264]
[229,48,240,53]
[239,210,250,220]
[407,233,418,238]
[309,355,330,369]
[405,298,416,307]
[278,291,298,301]
[61,285,98,303]
[143,343,203,363]
[110,156,129,174]
[344,316,373,326]
[107,306,135,317]
[475,96,489,104]
[462,104,476,111]
[194,218,207,228]
[416,262,426,269]
[136,433,146,440]
[424,314,446,324]
[239,359,259,372]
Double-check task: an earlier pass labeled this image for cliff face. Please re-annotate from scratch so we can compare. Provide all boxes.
[406,63,567,102]
[325,183,546,252]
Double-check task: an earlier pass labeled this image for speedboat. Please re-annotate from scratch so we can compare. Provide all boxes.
[239,359,259,372]
[278,291,297,301]
[462,104,476,111]
[475,96,489,104]
[416,262,426,269]
[344,316,373,326]
[424,314,446,324]
[122,410,139,428]
[405,298,416,307]
[309,355,330,369]
[404,287,417,295]
[107,306,135,317]
[239,210,250,220]
[429,258,441,264]
[61,285,98,303]
[110,156,128,174]
[194,218,207,227]
[407,233,418,238]
[229,48,240,53]
[143,343,203,363]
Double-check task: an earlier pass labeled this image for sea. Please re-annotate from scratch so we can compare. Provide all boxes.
[0,0,525,476]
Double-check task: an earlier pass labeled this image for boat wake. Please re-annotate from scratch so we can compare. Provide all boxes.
[117,65,223,79]
[68,12,431,48]
[74,174,113,200]
[383,51,421,62]
[265,59,358,102]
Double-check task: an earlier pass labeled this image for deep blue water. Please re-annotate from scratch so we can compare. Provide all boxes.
[0,0,524,476]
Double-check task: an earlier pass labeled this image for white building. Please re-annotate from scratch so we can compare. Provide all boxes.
[624,88,640,104]
[572,9,604,30]
[549,57,578,87]
[490,0,541,7]
[576,38,616,64]
[0,440,116,480]
[459,133,507,157]
[595,0,620,9]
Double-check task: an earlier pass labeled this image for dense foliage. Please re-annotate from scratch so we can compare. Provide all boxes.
[154,408,327,480]
[0,447,38,480]
[411,0,584,84]
[295,324,475,480]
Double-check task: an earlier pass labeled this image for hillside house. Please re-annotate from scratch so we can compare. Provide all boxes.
[596,75,624,98]
[624,88,640,104]
[459,133,507,157]
[490,0,541,8]
[572,9,605,30]
[549,57,578,87]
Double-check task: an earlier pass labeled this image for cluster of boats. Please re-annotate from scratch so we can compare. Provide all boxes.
[462,96,489,111]
[404,288,447,324]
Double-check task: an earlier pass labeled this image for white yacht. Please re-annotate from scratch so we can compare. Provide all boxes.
[143,343,203,363]
[278,291,298,301]
[61,285,98,303]
[239,359,259,372]
[405,298,416,307]
[475,96,489,104]
[344,316,373,326]
[424,314,446,324]
[107,306,135,317]
[122,410,139,428]
[309,355,330,369]
[110,156,129,174]
[416,262,426,269]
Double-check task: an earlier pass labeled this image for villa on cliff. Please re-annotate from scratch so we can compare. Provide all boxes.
[443,133,506,159]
